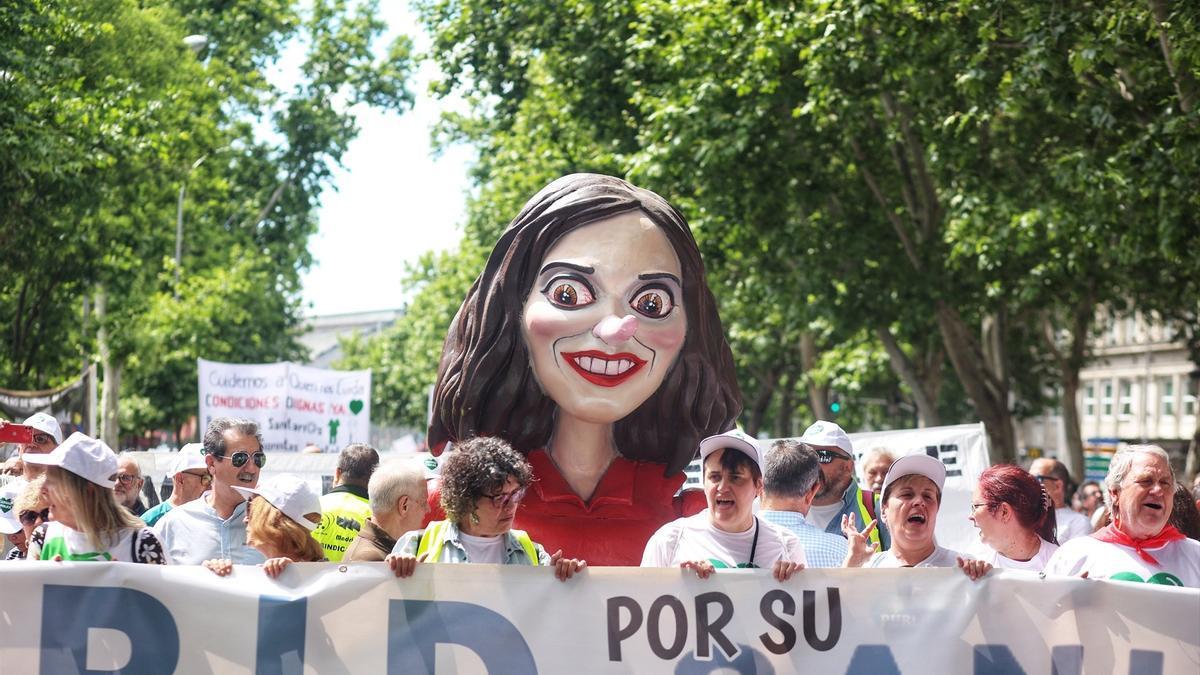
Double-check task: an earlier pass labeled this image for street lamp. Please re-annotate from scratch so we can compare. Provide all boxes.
[174,153,211,293]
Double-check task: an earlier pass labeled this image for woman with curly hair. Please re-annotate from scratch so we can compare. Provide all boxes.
[387,437,585,581]
[203,474,325,578]
[429,173,742,565]
[967,464,1059,571]
[25,434,166,564]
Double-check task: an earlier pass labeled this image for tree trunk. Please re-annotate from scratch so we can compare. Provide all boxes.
[745,369,779,438]
[935,302,1016,464]
[1040,304,1092,481]
[1148,0,1196,114]
[799,332,829,421]
[96,286,121,449]
[1185,415,1200,482]
[876,326,942,427]
[774,380,794,439]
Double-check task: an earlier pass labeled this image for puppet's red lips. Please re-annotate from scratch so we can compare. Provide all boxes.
[562,350,646,387]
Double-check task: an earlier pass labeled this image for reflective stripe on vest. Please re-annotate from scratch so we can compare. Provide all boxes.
[855,490,882,548]
[416,520,539,566]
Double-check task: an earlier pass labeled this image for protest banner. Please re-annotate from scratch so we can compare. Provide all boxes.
[198,359,371,453]
[1,563,1196,673]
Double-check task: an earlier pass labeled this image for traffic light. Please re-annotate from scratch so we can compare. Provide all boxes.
[829,392,842,415]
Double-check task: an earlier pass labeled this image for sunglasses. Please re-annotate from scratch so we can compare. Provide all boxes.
[32,433,54,445]
[483,487,526,509]
[1033,475,1061,484]
[184,470,213,485]
[816,449,852,464]
[213,451,266,469]
[115,474,142,485]
[19,508,49,526]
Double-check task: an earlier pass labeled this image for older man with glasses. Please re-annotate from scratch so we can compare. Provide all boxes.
[1029,457,1092,543]
[114,453,148,516]
[798,421,890,551]
[155,418,267,564]
[141,444,211,527]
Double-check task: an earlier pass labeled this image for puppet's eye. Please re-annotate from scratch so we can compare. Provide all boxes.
[546,280,594,308]
[630,288,674,318]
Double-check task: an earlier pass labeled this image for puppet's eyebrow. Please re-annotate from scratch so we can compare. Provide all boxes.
[539,261,595,276]
[637,272,682,285]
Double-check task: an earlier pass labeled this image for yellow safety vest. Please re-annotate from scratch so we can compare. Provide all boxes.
[312,490,372,562]
[415,520,540,566]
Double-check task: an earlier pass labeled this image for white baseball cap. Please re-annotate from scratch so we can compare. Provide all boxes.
[23,432,118,488]
[0,480,23,534]
[880,454,946,498]
[23,412,63,445]
[170,443,207,474]
[698,429,762,468]
[232,474,322,531]
[799,421,854,457]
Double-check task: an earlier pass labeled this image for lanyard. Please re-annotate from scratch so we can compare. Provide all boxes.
[747,517,760,567]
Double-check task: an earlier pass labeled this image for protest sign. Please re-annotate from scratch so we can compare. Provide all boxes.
[198,359,370,453]
[1,563,1195,673]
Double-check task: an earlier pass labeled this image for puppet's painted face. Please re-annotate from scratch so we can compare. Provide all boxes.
[522,211,687,425]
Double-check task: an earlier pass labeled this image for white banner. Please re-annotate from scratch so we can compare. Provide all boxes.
[0,563,1195,673]
[198,359,371,453]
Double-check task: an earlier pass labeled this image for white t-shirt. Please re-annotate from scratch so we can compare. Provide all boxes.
[641,513,806,569]
[1045,535,1200,587]
[458,531,506,564]
[866,545,961,568]
[970,538,1058,572]
[807,501,844,530]
[1055,507,1092,543]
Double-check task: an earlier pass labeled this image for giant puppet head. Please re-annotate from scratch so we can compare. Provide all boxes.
[429,174,741,475]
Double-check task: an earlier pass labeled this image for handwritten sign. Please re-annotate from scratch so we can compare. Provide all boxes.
[198,359,370,452]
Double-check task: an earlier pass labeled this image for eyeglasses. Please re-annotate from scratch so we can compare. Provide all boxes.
[213,451,266,468]
[816,449,853,464]
[115,474,142,485]
[483,487,526,509]
[970,502,993,512]
[184,470,212,485]
[1033,475,1060,484]
[19,508,49,526]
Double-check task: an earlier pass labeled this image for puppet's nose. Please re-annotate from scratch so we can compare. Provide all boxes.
[593,315,639,345]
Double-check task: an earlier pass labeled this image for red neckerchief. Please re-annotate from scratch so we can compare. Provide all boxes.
[1091,523,1186,566]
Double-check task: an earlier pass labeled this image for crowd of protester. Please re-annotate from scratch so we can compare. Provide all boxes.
[1,414,1198,590]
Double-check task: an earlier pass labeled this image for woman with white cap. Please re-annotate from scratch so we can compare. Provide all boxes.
[843,453,991,579]
[24,433,166,563]
[3,477,46,560]
[641,430,805,581]
[203,474,325,578]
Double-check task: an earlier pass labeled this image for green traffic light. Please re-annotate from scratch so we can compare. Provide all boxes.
[830,402,841,413]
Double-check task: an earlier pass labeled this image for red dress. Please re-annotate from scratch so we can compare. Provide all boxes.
[514,449,705,566]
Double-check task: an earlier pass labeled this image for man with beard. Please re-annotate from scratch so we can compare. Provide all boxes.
[1046,445,1199,586]
[114,453,147,516]
[799,421,889,551]
[155,418,266,564]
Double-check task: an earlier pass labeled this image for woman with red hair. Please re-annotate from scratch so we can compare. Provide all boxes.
[968,464,1059,571]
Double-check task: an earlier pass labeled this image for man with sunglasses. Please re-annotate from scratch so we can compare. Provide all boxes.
[142,444,211,527]
[1029,457,1092,543]
[155,418,267,565]
[799,421,890,551]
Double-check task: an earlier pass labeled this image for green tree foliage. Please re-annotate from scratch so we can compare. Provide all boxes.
[0,0,416,442]
[347,1,1198,466]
